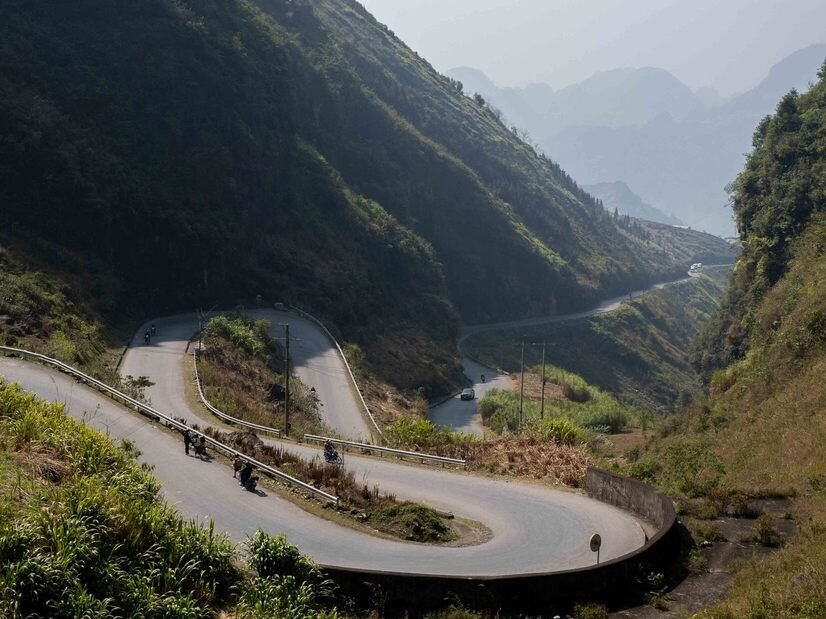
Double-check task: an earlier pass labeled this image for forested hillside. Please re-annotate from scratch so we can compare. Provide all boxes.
[635,60,826,616]
[1,0,712,396]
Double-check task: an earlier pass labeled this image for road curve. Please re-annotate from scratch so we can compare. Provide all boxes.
[121,310,371,441]
[0,354,646,576]
[429,268,731,434]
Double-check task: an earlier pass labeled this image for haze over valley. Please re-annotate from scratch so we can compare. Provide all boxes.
[446,44,826,235]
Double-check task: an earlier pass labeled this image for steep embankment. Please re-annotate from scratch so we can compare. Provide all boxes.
[2,0,723,399]
[634,61,826,616]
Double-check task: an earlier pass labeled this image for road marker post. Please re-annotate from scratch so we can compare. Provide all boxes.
[590,532,602,565]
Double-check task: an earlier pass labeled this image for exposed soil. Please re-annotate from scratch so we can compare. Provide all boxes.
[612,498,796,618]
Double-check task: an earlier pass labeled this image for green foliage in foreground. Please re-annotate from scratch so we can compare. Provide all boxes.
[0,381,339,618]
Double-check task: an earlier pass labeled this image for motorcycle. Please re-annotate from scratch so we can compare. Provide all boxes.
[143,331,151,345]
[242,475,259,492]
[150,324,157,336]
[481,374,486,383]
[324,448,343,465]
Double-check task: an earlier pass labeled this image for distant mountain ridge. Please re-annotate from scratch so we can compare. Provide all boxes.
[583,181,683,226]
[447,43,826,235]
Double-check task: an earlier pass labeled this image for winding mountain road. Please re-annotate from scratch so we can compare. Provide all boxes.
[0,296,660,579]
[0,269,730,577]
[0,345,645,576]
[429,268,729,435]
[120,311,371,441]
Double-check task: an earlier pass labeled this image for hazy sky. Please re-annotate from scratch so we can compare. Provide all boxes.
[359,0,826,95]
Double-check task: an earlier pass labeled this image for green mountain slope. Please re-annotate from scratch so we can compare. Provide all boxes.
[636,62,826,616]
[465,269,730,414]
[0,0,712,395]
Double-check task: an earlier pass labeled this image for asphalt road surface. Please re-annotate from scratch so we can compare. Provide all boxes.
[0,356,647,575]
[121,310,371,440]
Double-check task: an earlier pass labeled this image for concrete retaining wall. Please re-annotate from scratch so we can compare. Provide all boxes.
[325,468,678,616]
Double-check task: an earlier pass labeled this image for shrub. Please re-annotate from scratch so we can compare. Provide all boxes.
[562,381,591,403]
[206,314,271,358]
[687,548,709,574]
[246,531,320,585]
[629,460,660,483]
[240,532,339,618]
[535,418,586,446]
[236,576,340,619]
[662,440,725,497]
[749,513,779,547]
[572,602,609,619]
[581,409,629,433]
[384,418,460,447]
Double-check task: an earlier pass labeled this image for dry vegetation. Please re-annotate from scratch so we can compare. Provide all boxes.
[195,424,456,544]
[383,418,591,488]
[199,314,324,436]
[341,338,457,425]
[437,437,590,487]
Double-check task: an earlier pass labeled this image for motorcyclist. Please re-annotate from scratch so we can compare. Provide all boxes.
[481,373,486,383]
[324,440,338,463]
[144,330,151,344]
[239,462,253,486]
[150,323,157,336]
[197,434,207,456]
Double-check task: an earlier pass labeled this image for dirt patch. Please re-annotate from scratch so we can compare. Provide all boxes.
[446,516,495,548]
[611,498,796,618]
[520,373,566,402]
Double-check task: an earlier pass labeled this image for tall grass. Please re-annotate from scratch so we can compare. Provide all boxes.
[0,381,342,617]
[479,385,630,435]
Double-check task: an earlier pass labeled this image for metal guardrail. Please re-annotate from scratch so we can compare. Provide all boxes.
[304,434,466,468]
[290,306,384,440]
[192,346,282,437]
[193,338,460,469]
[0,345,338,505]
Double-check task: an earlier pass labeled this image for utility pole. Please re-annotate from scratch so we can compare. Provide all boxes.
[540,341,547,420]
[519,339,525,426]
[281,323,291,436]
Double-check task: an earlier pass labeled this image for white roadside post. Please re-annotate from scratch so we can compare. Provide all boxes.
[589,532,602,565]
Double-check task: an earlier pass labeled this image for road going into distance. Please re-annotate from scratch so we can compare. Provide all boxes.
[428,267,729,435]
[0,270,728,577]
